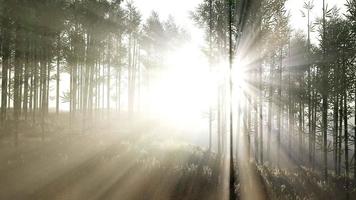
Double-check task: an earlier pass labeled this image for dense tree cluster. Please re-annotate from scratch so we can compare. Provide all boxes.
[0,0,186,136]
[193,0,356,183]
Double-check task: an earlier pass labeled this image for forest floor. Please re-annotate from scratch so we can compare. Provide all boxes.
[0,115,355,200]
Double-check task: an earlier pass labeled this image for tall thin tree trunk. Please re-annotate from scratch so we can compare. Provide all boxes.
[267,59,274,163]
[334,94,339,174]
[7,68,11,110]
[254,98,258,162]
[344,90,349,179]
[228,1,235,195]
[23,38,30,120]
[322,0,328,180]
[1,21,9,122]
[299,100,303,161]
[29,53,34,117]
[88,58,94,126]
[247,94,251,159]
[236,99,241,158]
[46,58,50,115]
[218,86,221,156]
[107,39,111,115]
[338,94,343,175]
[322,92,328,179]
[33,45,38,124]
[313,87,317,169]
[277,48,282,166]
[259,61,263,164]
[102,58,105,112]
[56,34,60,115]
[14,24,22,145]
[354,78,356,181]
[208,0,213,153]
[41,57,47,140]
[307,7,312,165]
[118,57,121,113]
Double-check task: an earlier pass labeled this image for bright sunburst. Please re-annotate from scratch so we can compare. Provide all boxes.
[148,44,212,122]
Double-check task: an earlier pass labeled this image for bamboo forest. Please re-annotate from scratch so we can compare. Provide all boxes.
[0,0,356,199]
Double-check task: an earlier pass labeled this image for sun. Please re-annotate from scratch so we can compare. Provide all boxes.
[146,44,250,126]
[147,44,213,124]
